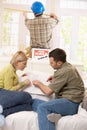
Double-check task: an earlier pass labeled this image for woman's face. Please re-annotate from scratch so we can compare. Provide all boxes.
[16,61,27,70]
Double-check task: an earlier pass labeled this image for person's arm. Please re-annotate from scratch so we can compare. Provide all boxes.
[49,13,59,27]
[50,13,58,20]
[22,12,31,29]
[32,80,53,96]
[22,12,28,19]
[3,70,31,91]
[46,75,54,82]
[15,79,31,91]
[3,70,17,90]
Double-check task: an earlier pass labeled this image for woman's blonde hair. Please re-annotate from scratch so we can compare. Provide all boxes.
[10,51,28,66]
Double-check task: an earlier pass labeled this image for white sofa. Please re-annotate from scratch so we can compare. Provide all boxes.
[0,98,87,130]
[1,86,87,130]
[56,104,87,130]
[0,80,87,130]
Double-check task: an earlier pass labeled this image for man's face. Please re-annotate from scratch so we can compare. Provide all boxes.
[49,57,58,69]
[49,57,62,70]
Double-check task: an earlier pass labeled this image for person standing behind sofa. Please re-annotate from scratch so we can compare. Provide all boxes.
[32,48,85,130]
[0,51,32,117]
[23,1,59,57]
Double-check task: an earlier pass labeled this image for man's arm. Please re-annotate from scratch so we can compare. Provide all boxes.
[32,80,53,96]
[22,12,28,19]
[50,13,59,21]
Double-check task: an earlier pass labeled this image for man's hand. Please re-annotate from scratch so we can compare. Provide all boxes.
[50,13,58,20]
[47,76,54,82]
[32,80,43,88]
[32,80,53,96]
[22,12,27,19]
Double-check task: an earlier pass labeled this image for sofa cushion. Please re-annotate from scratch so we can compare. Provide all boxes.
[56,105,87,130]
[82,89,87,111]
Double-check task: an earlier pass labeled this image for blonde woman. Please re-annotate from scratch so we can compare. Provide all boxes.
[0,51,32,117]
[0,51,31,90]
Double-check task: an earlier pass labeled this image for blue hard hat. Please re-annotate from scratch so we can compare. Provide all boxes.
[31,1,45,15]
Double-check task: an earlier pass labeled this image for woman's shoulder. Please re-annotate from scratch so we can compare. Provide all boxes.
[0,64,14,74]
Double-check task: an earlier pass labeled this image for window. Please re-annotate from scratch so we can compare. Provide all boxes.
[57,0,87,76]
[0,0,87,77]
[0,0,46,56]
[79,16,87,71]
[60,0,87,9]
[2,12,19,55]
[3,0,45,4]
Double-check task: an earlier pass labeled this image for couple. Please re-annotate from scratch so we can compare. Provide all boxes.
[0,48,84,130]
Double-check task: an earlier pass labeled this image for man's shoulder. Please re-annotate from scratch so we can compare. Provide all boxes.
[56,62,77,75]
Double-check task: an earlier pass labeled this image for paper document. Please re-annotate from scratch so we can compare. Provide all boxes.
[19,71,50,95]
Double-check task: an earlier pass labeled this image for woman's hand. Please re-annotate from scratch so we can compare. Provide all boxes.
[21,73,27,77]
[24,79,31,86]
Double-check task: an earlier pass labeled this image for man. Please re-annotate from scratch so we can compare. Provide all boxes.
[32,48,85,130]
[23,1,59,49]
